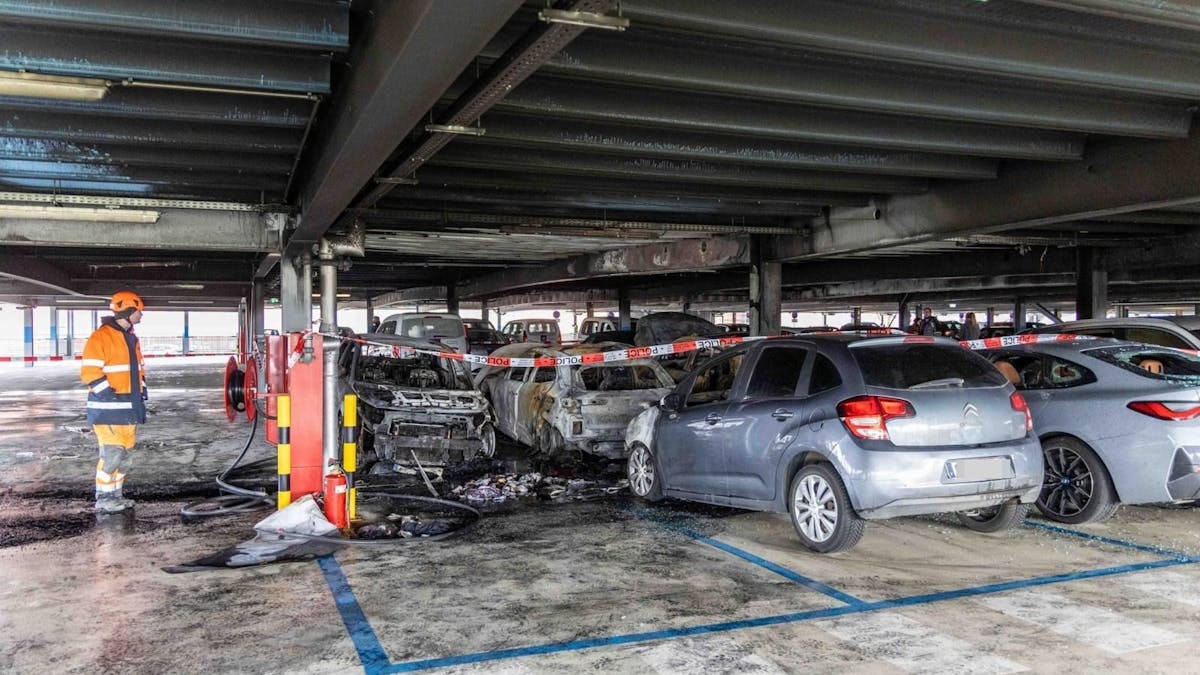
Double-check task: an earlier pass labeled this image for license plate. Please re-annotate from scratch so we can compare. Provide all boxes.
[944,456,1012,482]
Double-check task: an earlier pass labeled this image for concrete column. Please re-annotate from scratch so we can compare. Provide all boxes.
[851,307,862,324]
[366,298,375,332]
[586,302,594,318]
[898,298,910,332]
[90,310,98,331]
[1013,298,1026,329]
[986,307,995,327]
[749,236,782,336]
[65,310,75,357]
[251,278,266,352]
[1075,247,1108,320]
[1122,305,1132,318]
[23,306,34,368]
[446,284,459,315]
[280,254,312,333]
[182,311,191,354]
[49,308,59,357]
[618,288,632,330]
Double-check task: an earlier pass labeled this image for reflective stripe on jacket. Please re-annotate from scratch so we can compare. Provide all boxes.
[81,318,146,425]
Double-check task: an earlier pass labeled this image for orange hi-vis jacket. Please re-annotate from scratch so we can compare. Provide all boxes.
[81,317,147,425]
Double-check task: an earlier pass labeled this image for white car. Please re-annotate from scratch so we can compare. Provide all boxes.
[377,312,468,354]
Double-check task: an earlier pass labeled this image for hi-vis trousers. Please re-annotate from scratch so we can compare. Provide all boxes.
[94,424,136,500]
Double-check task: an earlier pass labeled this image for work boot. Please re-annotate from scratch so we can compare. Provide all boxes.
[112,490,135,509]
[94,496,129,513]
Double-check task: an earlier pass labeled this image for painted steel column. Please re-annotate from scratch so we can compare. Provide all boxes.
[749,236,782,336]
[280,254,312,333]
[65,310,74,357]
[90,310,98,331]
[319,250,339,472]
[618,288,632,330]
[1075,247,1108,320]
[986,306,995,328]
[586,301,594,318]
[898,299,910,332]
[182,311,191,355]
[365,298,375,332]
[251,278,266,352]
[446,284,459,314]
[49,308,59,357]
[23,306,33,368]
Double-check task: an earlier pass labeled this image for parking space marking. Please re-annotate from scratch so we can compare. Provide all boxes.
[317,556,391,675]
[816,612,1026,674]
[1117,569,1200,607]
[624,506,865,606]
[639,636,787,674]
[1025,521,1193,560]
[979,589,1186,654]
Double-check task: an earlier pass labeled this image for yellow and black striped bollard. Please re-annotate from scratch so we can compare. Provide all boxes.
[342,394,358,521]
[277,394,292,509]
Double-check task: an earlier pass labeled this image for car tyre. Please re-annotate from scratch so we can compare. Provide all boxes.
[789,463,864,553]
[627,444,663,502]
[1037,436,1119,524]
[956,500,1030,533]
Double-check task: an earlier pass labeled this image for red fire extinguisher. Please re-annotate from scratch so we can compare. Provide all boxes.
[323,466,348,529]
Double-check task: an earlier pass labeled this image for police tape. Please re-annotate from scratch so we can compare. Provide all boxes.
[0,352,236,363]
[956,333,1097,350]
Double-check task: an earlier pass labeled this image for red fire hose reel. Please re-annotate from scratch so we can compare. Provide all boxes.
[222,356,259,422]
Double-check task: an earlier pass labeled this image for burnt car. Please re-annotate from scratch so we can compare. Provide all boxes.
[337,335,496,467]
[474,342,676,460]
[633,312,726,382]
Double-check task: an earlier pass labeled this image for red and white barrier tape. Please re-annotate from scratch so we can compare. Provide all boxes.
[0,352,236,363]
[956,333,1096,350]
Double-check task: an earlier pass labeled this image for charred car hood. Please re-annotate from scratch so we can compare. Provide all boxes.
[356,383,488,411]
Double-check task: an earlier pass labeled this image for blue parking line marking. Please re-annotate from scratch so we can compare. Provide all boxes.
[622,504,865,605]
[1025,520,1194,561]
[317,556,392,675]
[376,556,1199,674]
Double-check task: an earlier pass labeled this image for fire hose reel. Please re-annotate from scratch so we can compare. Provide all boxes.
[223,356,259,422]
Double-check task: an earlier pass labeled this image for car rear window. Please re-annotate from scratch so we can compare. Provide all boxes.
[468,329,502,342]
[851,343,1007,389]
[400,316,462,340]
[1085,346,1200,384]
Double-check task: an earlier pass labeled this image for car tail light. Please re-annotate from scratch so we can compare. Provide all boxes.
[1127,401,1200,421]
[837,395,914,440]
[1010,392,1033,432]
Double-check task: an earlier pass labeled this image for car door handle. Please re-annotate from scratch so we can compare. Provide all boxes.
[705,413,723,424]
[772,409,794,420]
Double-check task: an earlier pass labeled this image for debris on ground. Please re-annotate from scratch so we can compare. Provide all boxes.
[451,472,628,505]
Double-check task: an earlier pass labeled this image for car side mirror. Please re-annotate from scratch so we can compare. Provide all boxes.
[660,393,680,411]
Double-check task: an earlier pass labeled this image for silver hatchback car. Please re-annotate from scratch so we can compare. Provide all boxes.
[625,335,1042,553]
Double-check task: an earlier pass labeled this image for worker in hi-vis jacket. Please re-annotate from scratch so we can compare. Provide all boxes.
[81,290,147,513]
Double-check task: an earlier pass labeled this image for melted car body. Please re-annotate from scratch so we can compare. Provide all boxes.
[475,342,675,459]
[338,335,496,466]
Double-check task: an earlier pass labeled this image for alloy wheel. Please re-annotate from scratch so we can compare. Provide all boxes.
[1041,444,1094,518]
[628,447,655,497]
[794,474,838,543]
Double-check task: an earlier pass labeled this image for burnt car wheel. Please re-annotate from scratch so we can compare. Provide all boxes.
[1038,436,1119,524]
[956,500,1030,533]
[479,423,496,459]
[534,423,564,458]
[789,463,864,553]
[627,444,663,502]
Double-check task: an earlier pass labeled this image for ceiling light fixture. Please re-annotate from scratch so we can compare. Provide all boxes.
[0,204,160,223]
[0,70,109,101]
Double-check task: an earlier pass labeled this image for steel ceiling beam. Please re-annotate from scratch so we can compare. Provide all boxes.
[0,113,301,153]
[0,0,349,50]
[0,209,283,252]
[622,0,1200,98]
[385,167,868,207]
[0,179,274,203]
[458,236,752,298]
[469,114,998,179]
[484,27,1191,137]
[0,88,311,127]
[0,25,330,94]
[0,255,82,295]
[1022,0,1200,31]
[286,0,524,258]
[430,145,930,194]
[778,131,1200,260]
[476,76,1086,161]
[0,160,286,191]
[0,140,293,174]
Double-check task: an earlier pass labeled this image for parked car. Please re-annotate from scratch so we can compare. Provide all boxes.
[463,319,496,332]
[336,335,496,467]
[466,328,509,371]
[624,335,1041,553]
[979,321,1046,339]
[782,326,838,336]
[982,338,1200,523]
[377,312,468,354]
[580,328,637,345]
[475,342,676,460]
[632,312,726,381]
[1023,316,1200,351]
[579,317,636,339]
[502,318,562,344]
[721,323,750,333]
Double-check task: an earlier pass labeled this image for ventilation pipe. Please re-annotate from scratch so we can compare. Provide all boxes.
[318,221,366,470]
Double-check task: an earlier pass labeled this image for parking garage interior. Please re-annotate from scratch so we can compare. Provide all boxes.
[3,1,1200,673]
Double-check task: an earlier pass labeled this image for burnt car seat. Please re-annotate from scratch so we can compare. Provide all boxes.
[993,361,1021,386]
[1139,358,1164,374]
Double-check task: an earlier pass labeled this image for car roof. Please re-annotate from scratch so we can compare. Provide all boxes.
[381,312,463,320]
[1028,317,1189,331]
[979,336,1132,354]
[355,333,453,353]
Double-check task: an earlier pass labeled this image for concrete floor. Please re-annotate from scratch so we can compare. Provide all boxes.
[2,360,1200,674]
